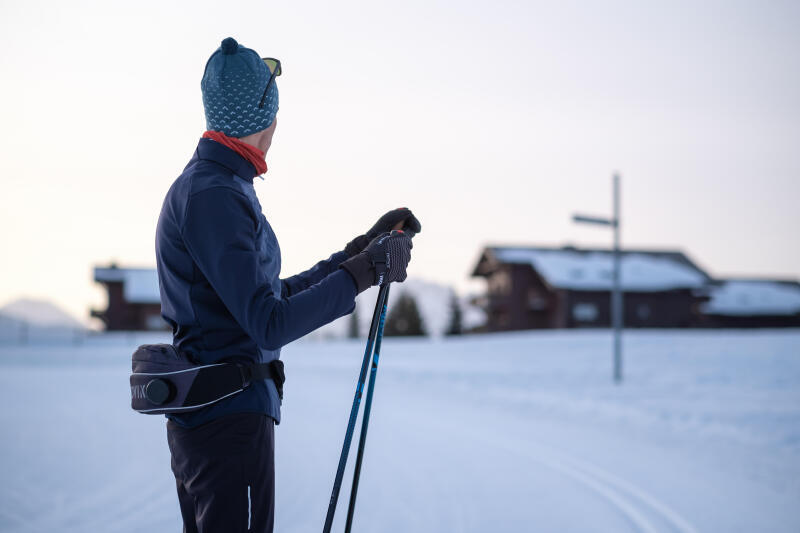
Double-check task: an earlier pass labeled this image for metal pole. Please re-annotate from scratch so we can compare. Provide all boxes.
[323,285,390,533]
[612,173,623,383]
[344,284,390,533]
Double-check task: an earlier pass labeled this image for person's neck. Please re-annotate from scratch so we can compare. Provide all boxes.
[238,129,272,154]
[202,131,268,176]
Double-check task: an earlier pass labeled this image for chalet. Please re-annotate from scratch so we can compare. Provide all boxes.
[91,265,167,331]
[699,279,800,328]
[471,245,712,331]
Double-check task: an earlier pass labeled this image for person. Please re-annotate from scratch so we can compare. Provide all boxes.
[154,37,421,533]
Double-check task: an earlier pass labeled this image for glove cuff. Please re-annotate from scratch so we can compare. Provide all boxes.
[339,254,375,294]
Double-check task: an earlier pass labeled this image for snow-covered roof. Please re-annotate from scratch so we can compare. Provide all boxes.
[701,280,800,316]
[94,267,160,304]
[481,246,709,292]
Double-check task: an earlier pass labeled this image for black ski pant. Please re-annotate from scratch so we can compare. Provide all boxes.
[167,413,275,533]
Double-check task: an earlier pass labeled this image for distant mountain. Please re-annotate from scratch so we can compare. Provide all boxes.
[310,278,485,340]
[0,298,85,329]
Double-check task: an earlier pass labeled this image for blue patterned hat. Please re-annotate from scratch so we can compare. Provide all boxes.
[201,37,279,137]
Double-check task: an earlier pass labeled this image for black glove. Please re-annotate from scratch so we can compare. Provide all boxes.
[340,230,413,293]
[344,208,422,257]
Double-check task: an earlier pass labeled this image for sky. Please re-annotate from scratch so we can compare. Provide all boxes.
[0,0,798,325]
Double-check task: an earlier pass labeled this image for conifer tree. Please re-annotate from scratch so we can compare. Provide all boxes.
[445,290,463,336]
[348,304,360,339]
[385,292,426,337]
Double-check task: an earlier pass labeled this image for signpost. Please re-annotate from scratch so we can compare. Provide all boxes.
[573,173,623,384]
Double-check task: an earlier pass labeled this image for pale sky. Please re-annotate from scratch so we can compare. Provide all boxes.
[1,0,798,325]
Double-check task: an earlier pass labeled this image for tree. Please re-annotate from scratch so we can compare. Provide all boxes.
[384,292,426,337]
[348,303,360,339]
[445,290,463,336]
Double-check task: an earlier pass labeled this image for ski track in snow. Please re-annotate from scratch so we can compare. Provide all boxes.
[1,330,799,532]
[498,438,698,533]
[398,398,699,533]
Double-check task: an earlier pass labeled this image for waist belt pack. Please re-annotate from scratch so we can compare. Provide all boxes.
[130,343,285,415]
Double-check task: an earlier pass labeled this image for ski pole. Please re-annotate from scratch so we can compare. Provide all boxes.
[344,283,390,533]
[322,283,390,533]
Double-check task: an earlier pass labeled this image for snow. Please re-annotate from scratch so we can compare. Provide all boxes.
[0,298,85,328]
[122,270,161,304]
[1,329,799,532]
[0,299,86,344]
[491,248,708,292]
[94,267,160,304]
[702,280,800,316]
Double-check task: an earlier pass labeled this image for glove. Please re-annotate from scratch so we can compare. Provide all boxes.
[340,230,413,293]
[344,207,422,257]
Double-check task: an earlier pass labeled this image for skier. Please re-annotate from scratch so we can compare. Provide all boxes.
[155,37,421,533]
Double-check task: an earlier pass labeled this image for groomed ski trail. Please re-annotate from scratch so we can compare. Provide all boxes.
[492,437,700,533]
[418,408,701,533]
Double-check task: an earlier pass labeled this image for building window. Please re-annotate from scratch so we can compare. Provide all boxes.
[636,304,651,321]
[528,291,548,311]
[573,303,598,322]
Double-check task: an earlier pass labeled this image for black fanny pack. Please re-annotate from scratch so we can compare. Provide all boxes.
[130,343,285,415]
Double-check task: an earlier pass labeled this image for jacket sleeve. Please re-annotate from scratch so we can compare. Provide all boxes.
[182,186,357,350]
[280,251,350,298]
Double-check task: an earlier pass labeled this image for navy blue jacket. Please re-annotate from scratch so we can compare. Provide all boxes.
[156,138,357,427]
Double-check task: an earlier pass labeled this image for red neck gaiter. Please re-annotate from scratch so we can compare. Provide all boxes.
[202,130,268,176]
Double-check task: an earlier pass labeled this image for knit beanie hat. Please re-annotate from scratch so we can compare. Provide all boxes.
[201,37,279,138]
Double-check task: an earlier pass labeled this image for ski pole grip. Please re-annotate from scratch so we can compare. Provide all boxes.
[392,221,416,239]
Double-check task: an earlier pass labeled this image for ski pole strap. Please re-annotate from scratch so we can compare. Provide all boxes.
[130,343,285,415]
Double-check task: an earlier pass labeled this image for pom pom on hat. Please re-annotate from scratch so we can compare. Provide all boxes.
[220,37,239,55]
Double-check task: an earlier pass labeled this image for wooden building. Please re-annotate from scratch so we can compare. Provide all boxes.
[699,279,800,328]
[91,264,167,331]
[471,245,712,331]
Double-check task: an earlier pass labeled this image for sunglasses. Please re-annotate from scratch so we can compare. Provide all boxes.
[258,57,282,109]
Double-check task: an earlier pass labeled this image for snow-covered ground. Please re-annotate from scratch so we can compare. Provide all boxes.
[1,329,798,532]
